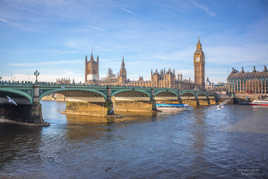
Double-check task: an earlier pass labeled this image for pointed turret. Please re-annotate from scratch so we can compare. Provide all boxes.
[90,50,94,61]
[241,66,244,73]
[121,56,125,68]
[119,56,127,85]
[196,37,202,50]
[160,69,163,76]
[85,50,99,83]
[232,67,238,73]
[85,56,88,82]
[253,66,256,72]
[264,65,268,72]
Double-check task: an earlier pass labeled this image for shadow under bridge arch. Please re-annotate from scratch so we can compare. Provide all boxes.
[39,88,107,102]
[153,88,179,97]
[111,88,151,101]
[0,88,33,104]
[196,91,209,105]
[196,91,208,97]
[111,88,154,114]
[180,90,196,97]
[153,89,179,102]
[180,90,199,107]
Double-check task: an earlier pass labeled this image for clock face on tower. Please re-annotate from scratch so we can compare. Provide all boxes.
[195,56,200,63]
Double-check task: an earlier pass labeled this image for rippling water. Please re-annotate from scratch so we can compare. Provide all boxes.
[1,101,268,178]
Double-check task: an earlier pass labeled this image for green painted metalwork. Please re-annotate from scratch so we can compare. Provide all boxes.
[153,88,179,97]
[0,88,33,103]
[39,88,107,100]
[111,88,152,98]
[179,90,196,96]
[0,82,219,104]
[196,90,208,96]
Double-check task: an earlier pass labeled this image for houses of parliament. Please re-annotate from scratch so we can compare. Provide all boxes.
[84,40,205,90]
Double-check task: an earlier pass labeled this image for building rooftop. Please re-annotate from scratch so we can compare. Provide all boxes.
[227,66,268,80]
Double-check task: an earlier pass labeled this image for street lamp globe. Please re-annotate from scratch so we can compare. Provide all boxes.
[34,70,40,83]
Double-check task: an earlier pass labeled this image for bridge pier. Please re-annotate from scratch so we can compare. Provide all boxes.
[198,96,210,106]
[112,99,156,114]
[106,86,114,115]
[181,96,199,107]
[151,89,157,111]
[32,84,44,123]
[30,103,43,123]
[208,96,217,105]
[64,101,109,117]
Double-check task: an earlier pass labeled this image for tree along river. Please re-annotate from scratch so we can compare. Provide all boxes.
[0,101,268,178]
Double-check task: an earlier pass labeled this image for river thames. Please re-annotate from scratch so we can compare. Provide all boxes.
[1,101,268,178]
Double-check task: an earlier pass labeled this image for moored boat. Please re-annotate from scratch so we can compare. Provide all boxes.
[156,103,192,112]
[250,99,268,106]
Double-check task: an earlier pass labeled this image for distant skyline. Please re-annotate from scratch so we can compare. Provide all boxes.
[0,0,268,83]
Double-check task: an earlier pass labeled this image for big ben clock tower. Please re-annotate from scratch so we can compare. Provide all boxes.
[194,39,205,88]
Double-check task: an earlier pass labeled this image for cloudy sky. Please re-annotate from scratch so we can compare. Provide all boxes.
[0,0,267,83]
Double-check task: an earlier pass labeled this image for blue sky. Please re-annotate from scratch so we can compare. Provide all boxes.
[0,0,267,83]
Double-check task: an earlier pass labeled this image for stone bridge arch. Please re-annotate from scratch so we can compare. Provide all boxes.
[111,88,154,114]
[207,92,218,105]
[153,88,179,103]
[180,90,196,97]
[111,88,151,98]
[39,88,109,117]
[196,91,209,105]
[0,88,33,104]
[180,90,199,107]
[196,91,208,97]
[39,88,107,101]
[153,88,178,97]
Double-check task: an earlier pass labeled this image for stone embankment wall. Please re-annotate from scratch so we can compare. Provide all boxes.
[112,101,154,114]
[64,101,109,117]
[181,98,199,107]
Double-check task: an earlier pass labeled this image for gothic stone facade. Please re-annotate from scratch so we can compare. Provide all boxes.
[85,40,205,90]
[85,53,99,84]
[84,54,196,89]
[227,66,268,94]
[194,39,205,89]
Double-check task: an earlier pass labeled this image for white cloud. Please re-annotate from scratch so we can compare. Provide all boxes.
[1,71,83,83]
[190,0,216,16]
[0,17,8,23]
[88,25,105,32]
[8,59,83,67]
[120,8,135,15]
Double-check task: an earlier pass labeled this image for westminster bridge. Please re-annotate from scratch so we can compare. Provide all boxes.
[0,80,218,124]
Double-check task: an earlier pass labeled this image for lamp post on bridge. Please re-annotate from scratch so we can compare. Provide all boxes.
[34,70,40,84]
[31,70,43,123]
[33,70,40,104]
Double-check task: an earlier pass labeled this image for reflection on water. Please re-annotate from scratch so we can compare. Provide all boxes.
[0,101,268,178]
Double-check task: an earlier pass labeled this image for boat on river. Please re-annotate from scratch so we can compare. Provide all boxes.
[156,103,192,112]
[250,99,268,106]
